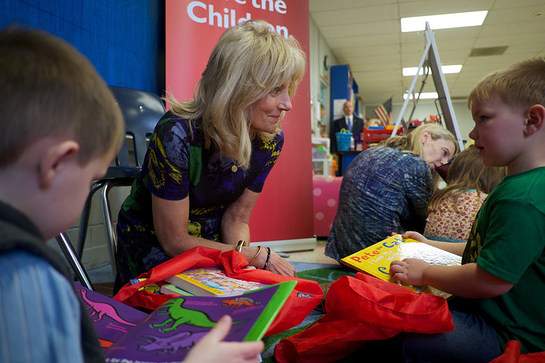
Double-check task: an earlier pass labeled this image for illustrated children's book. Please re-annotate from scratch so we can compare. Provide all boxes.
[341,234,462,292]
[165,266,269,296]
[160,283,195,296]
[73,282,148,349]
[104,281,296,362]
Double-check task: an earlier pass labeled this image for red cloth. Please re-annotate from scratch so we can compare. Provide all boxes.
[275,273,454,363]
[113,246,323,336]
[490,340,545,363]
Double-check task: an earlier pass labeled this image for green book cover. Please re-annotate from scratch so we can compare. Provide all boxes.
[244,280,296,341]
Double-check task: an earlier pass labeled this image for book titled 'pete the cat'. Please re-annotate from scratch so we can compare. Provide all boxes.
[341,234,461,292]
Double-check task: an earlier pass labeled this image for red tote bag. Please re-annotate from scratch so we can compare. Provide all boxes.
[275,273,454,363]
[113,246,323,336]
[490,340,545,363]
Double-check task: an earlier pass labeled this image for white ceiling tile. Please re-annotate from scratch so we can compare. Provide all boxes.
[311,0,545,104]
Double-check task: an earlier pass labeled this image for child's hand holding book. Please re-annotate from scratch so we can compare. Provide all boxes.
[390,258,431,287]
[185,315,264,363]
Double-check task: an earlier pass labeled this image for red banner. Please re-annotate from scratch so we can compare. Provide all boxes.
[166,0,313,242]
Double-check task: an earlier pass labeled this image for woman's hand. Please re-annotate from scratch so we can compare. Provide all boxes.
[184,315,263,363]
[266,250,296,277]
[247,247,296,277]
[244,246,296,277]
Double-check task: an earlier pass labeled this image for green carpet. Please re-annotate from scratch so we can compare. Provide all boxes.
[261,262,356,362]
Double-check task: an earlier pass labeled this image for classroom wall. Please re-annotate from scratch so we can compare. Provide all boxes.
[309,17,338,136]
[1,0,165,94]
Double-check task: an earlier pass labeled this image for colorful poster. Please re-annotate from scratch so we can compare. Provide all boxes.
[166,0,313,242]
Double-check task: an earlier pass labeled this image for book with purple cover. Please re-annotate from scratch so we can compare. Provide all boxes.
[73,282,147,349]
[103,281,295,362]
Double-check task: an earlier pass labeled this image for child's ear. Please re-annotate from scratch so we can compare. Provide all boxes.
[524,104,545,136]
[39,140,79,189]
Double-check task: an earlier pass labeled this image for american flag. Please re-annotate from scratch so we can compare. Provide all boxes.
[373,98,392,126]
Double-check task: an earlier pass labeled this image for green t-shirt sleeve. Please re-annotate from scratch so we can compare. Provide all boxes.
[477,199,545,284]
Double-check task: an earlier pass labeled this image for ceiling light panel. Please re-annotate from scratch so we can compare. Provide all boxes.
[401,11,488,32]
[403,92,439,100]
[403,65,463,76]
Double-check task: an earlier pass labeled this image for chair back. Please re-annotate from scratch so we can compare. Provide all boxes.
[109,86,166,167]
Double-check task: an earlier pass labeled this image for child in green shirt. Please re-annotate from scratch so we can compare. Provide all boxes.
[390,57,545,361]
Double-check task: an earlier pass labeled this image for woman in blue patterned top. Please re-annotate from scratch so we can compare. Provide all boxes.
[325,124,458,261]
[115,20,305,291]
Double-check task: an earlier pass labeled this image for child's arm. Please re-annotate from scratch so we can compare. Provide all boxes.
[390,259,513,298]
[402,231,466,256]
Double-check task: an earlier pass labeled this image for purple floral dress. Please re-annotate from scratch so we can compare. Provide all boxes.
[115,111,283,289]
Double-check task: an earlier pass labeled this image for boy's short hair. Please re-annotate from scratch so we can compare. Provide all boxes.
[468,57,545,113]
[0,26,124,167]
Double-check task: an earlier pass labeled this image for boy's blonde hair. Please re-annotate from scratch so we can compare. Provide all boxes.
[468,57,545,113]
[167,19,306,169]
[428,145,507,212]
[380,123,458,157]
[0,26,124,167]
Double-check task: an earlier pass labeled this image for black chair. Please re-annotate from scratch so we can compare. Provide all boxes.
[56,232,94,289]
[57,86,166,285]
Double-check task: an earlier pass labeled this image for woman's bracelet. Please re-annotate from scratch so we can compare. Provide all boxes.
[235,240,248,252]
[248,246,262,265]
[262,247,271,270]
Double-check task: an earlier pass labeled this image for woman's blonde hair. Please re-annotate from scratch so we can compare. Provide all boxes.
[380,123,458,157]
[167,20,306,169]
[428,145,506,212]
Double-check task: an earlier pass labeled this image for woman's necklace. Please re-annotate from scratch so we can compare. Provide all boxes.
[231,162,238,172]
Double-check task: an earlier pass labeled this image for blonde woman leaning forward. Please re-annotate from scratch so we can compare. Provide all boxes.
[115,20,305,292]
[326,124,457,260]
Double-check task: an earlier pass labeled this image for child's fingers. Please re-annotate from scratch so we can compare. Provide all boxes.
[389,261,404,275]
[227,340,265,360]
[402,231,425,241]
[206,315,232,342]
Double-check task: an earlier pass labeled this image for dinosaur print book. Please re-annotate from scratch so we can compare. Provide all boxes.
[74,282,148,349]
[104,281,296,362]
[164,266,269,296]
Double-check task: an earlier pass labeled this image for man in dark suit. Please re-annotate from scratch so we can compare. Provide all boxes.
[330,101,364,153]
